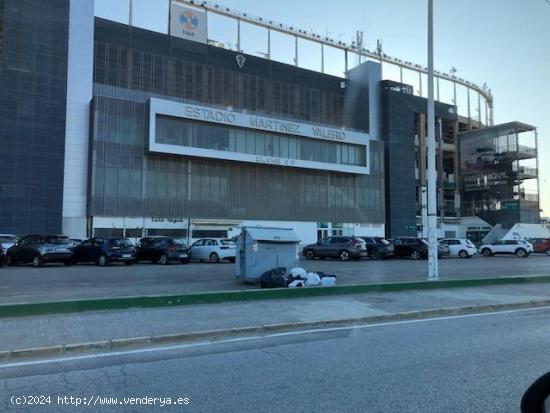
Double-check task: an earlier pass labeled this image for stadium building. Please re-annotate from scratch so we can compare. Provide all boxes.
[0,0,541,245]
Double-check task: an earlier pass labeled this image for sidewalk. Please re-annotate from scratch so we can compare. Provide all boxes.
[2,282,550,355]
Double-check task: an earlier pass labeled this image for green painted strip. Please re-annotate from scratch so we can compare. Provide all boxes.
[2,275,550,319]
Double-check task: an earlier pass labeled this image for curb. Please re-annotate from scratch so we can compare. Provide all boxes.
[1,274,550,319]
[2,299,550,362]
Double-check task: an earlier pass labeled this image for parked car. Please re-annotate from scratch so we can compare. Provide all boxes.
[479,239,533,258]
[190,239,236,263]
[69,238,82,246]
[6,235,73,267]
[136,237,190,264]
[302,236,367,261]
[72,237,136,266]
[0,234,18,251]
[439,238,478,258]
[359,237,395,259]
[0,245,5,268]
[392,237,447,260]
[529,238,550,256]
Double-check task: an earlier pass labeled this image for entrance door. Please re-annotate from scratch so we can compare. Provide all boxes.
[317,222,329,241]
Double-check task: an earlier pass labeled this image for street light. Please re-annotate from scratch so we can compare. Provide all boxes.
[427,0,439,281]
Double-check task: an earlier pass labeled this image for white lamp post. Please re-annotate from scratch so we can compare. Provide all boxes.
[427,0,439,280]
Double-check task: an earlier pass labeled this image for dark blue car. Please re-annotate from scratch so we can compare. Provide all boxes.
[72,237,136,266]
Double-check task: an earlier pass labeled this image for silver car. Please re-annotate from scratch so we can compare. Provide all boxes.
[190,239,236,263]
[0,234,18,251]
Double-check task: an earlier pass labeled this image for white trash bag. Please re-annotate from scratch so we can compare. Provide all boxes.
[289,267,307,280]
[320,276,336,287]
[288,280,305,288]
[305,272,321,287]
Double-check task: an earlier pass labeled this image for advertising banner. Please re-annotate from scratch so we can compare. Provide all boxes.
[170,2,207,43]
[463,172,510,191]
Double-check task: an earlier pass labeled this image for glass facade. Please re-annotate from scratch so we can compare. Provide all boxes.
[459,123,539,226]
[93,18,353,131]
[90,96,385,223]
[155,115,367,167]
[89,20,385,225]
[0,0,70,235]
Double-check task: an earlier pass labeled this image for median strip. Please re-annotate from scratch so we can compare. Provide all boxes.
[2,274,550,319]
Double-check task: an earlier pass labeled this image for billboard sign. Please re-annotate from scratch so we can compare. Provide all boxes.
[147,98,371,175]
[170,2,207,43]
[463,171,509,191]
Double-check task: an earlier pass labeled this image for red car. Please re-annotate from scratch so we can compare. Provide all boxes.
[530,238,550,255]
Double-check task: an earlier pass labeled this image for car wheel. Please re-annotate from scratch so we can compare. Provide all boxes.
[6,255,14,266]
[32,255,44,267]
[97,254,108,266]
[158,254,169,265]
[339,250,350,261]
[546,249,550,257]
[481,248,493,257]
[458,250,469,259]
[64,260,72,266]
[410,250,421,260]
[228,257,236,263]
[209,252,220,263]
[516,248,528,258]
[304,249,315,260]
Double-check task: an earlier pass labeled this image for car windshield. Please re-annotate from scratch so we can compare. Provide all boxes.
[0,236,17,243]
[172,238,187,246]
[377,238,390,245]
[43,236,69,244]
[112,238,132,247]
[420,239,429,245]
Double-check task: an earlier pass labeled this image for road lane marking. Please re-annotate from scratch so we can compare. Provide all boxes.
[2,304,550,369]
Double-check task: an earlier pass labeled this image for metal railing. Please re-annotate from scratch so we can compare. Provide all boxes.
[174,0,494,124]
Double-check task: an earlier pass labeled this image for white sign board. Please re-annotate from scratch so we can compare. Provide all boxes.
[148,98,372,175]
[169,2,207,43]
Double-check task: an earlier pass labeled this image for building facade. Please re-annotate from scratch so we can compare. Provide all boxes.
[0,0,70,234]
[0,0,541,244]
[87,16,385,245]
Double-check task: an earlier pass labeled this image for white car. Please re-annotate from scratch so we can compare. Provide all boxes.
[479,239,534,258]
[190,238,236,263]
[0,234,18,251]
[439,238,477,258]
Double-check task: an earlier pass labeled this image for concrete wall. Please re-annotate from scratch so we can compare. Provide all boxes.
[62,0,95,239]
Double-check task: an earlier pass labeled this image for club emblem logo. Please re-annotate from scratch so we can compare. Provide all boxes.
[235,54,246,69]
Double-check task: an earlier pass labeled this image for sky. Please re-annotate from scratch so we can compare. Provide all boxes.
[95,0,550,216]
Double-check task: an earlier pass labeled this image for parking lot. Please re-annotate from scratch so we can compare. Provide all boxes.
[0,254,549,305]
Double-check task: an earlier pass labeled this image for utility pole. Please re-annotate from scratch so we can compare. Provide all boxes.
[427,0,439,281]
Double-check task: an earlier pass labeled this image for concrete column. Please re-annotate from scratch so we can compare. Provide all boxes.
[467,89,472,130]
[321,44,324,73]
[62,0,95,239]
[453,120,461,217]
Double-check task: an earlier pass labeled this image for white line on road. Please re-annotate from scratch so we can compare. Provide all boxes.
[2,305,550,370]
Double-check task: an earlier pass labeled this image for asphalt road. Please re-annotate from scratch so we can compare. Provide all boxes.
[0,255,549,304]
[2,307,550,412]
